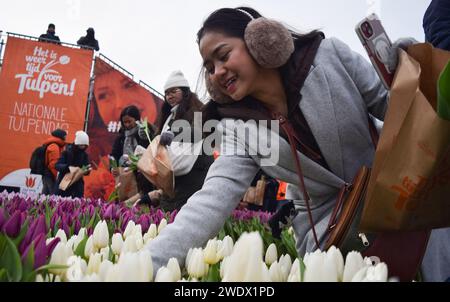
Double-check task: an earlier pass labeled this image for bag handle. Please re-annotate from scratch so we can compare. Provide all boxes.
[274,113,321,249]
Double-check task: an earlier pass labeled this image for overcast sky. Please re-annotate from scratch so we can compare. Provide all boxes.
[1,0,431,96]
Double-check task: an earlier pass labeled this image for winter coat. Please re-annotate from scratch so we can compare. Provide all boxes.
[55,144,90,198]
[158,102,214,212]
[110,123,155,163]
[146,37,450,281]
[77,35,100,51]
[423,0,450,51]
[44,137,66,179]
[38,32,61,44]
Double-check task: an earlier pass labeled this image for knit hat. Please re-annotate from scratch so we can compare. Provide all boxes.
[74,131,89,146]
[51,128,67,141]
[163,70,190,92]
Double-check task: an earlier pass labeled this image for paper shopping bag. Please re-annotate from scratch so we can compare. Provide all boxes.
[115,168,138,201]
[361,44,450,232]
[137,135,175,198]
[59,166,84,191]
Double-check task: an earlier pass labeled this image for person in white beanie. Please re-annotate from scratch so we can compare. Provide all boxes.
[55,131,91,198]
[137,70,214,211]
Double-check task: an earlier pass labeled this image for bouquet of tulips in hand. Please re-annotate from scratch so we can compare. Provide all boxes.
[59,165,91,191]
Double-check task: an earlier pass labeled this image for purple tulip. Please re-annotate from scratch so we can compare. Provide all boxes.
[19,217,38,254]
[104,204,114,220]
[2,210,22,238]
[34,233,48,269]
[45,236,60,258]
[0,208,6,229]
[138,215,150,233]
[169,210,178,223]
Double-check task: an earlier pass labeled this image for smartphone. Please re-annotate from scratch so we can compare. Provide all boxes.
[355,14,394,89]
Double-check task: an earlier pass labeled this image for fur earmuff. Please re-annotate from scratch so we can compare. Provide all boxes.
[244,18,295,69]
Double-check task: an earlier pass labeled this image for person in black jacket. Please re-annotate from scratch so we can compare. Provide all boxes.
[110,105,157,201]
[423,0,450,51]
[55,131,91,198]
[110,105,156,166]
[39,23,61,45]
[77,27,100,51]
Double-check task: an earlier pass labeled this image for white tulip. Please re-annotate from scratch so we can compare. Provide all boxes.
[203,239,220,265]
[66,235,78,252]
[287,258,301,282]
[66,263,83,282]
[134,232,144,251]
[93,220,109,249]
[157,218,167,234]
[265,243,278,266]
[185,248,194,268]
[104,265,121,282]
[146,224,158,239]
[80,273,101,282]
[187,248,209,279]
[111,233,124,255]
[326,246,344,281]
[55,229,67,244]
[279,254,292,281]
[167,258,181,281]
[363,263,388,282]
[220,256,229,280]
[222,232,270,282]
[138,250,154,282]
[123,220,136,239]
[122,235,139,253]
[351,266,369,282]
[343,251,365,282]
[304,250,336,282]
[84,235,97,258]
[155,267,175,282]
[100,246,110,261]
[87,253,102,275]
[217,236,234,260]
[49,242,73,275]
[78,228,87,239]
[98,260,113,282]
[269,261,285,282]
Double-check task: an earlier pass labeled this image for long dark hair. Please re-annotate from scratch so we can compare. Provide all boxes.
[156,87,203,134]
[119,105,141,129]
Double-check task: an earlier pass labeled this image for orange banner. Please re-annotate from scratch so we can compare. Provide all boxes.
[0,36,93,193]
[85,57,163,200]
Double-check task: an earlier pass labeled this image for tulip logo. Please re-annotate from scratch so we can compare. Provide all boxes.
[25,176,36,188]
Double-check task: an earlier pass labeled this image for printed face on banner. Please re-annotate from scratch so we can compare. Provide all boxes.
[0,37,93,189]
[91,58,160,134]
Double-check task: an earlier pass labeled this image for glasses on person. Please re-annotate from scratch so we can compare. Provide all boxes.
[165,88,181,97]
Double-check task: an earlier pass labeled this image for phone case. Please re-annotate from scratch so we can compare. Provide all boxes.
[355,14,394,89]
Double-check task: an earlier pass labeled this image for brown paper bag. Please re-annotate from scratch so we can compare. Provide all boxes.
[361,44,450,232]
[115,168,138,201]
[59,166,85,191]
[243,176,266,206]
[137,135,175,198]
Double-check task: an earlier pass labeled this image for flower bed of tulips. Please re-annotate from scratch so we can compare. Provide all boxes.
[0,191,391,282]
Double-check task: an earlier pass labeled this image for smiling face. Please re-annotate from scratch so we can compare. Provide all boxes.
[199,31,262,101]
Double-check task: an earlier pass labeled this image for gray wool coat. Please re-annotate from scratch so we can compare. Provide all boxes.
[147,38,450,281]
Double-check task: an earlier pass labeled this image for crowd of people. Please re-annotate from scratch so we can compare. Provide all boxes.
[32,0,450,282]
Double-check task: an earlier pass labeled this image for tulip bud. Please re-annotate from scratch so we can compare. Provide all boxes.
[49,242,73,275]
[222,232,270,282]
[217,236,234,260]
[288,258,301,282]
[123,220,136,239]
[167,258,181,282]
[146,224,158,239]
[326,246,344,281]
[98,260,113,281]
[84,235,97,258]
[93,220,109,249]
[80,273,101,282]
[279,254,292,281]
[157,218,167,234]
[265,243,278,266]
[343,251,365,282]
[155,267,175,282]
[87,252,102,275]
[55,229,67,244]
[111,233,124,255]
[187,248,209,279]
[203,239,220,265]
[363,262,388,282]
[100,246,110,261]
[269,261,285,282]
